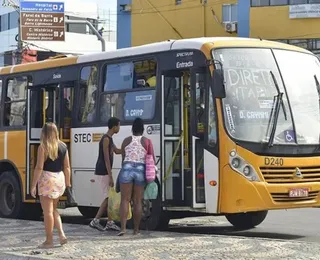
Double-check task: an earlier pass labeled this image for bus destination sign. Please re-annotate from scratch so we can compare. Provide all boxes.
[20,1,65,41]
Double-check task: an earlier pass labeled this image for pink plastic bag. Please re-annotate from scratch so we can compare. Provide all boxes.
[145,139,156,183]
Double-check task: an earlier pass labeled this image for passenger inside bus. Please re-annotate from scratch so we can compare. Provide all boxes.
[133,60,156,88]
[4,97,11,126]
[87,90,97,123]
[146,74,156,87]
[45,91,59,124]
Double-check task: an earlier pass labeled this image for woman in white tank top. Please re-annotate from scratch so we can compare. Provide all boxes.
[118,118,155,236]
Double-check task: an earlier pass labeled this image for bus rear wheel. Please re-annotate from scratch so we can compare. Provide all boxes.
[225,210,268,229]
[127,181,170,231]
[0,171,43,220]
[0,171,23,218]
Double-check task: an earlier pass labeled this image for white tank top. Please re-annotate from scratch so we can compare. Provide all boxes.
[124,136,147,164]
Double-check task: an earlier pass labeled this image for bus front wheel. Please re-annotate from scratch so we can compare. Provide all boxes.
[225,210,268,229]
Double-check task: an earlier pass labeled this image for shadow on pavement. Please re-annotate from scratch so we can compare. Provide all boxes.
[58,213,305,241]
[167,224,305,241]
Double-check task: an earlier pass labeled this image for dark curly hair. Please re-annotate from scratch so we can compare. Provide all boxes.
[132,118,144,135]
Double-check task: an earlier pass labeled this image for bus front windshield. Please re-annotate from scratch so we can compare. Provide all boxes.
[213,48,320,145]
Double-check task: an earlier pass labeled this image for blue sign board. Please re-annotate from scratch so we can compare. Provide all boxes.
[20,1,65,41]
[124,90,156,121]
[20,1,65,13]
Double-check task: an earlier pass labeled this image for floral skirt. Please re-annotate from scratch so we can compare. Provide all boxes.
[38,171,66,199]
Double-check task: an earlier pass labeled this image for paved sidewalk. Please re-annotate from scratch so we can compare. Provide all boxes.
[0,218,319,260]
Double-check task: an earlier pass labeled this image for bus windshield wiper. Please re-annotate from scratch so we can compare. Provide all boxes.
[314,75,320,147]
[265,71,287,147]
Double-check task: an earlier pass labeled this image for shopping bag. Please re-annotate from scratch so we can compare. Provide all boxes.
[144,181,158,200]
[145,139,156,183]
[107,188,132,221]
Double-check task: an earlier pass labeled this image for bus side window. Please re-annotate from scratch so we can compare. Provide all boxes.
[0,78,2,127]
[100,93,125,123]
[78,65,98,124]
[134,60,157,88]
[0,78,2,104]
[208,88,217,146]
[4,76,28,127]
[103,59,157,92]
[100,59,157,122]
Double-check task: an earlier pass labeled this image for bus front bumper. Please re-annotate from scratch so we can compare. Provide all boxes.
[219,165,320,213]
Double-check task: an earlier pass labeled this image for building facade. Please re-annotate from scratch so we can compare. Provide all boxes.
[250,0,320,55]
[117,0,320,54]
[0,0,116,66]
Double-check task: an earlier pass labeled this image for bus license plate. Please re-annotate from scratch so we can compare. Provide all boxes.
[289,188,308,198]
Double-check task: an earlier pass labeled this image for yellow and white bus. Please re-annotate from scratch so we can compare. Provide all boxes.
[1,37,320,230]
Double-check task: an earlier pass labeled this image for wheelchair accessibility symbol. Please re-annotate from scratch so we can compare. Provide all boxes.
[285,130,295,143]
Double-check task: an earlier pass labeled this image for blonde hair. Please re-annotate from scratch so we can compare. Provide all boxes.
[40,122,60,161]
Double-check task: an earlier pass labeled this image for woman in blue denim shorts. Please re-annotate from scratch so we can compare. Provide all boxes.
[118,118,155,236]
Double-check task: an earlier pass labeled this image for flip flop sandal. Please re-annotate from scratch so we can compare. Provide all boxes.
[38,243,54,249]
[60,238,68,246]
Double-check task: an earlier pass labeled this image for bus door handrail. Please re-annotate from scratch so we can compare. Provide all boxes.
[163,131,184,182]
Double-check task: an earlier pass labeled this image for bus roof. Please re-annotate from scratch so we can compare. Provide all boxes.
[0,37,312,75]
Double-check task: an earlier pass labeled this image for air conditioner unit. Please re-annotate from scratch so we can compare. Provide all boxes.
[225,22,237,33]
[120,4,132,12]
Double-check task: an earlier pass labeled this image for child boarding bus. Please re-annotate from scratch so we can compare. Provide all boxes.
[1,37,320,230]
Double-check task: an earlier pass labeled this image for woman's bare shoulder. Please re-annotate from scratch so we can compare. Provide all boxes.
[141,136,149,148]
[122,136,132,146]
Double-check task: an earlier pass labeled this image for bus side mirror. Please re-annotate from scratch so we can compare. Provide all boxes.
[212,70,226,98]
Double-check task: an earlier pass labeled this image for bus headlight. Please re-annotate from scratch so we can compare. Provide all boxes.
[243,165,251,176]
[229,150,260,182]
[231,158,241,168]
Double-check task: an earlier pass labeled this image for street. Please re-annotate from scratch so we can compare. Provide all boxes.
[1,207,319,259]
[59,207,320,243]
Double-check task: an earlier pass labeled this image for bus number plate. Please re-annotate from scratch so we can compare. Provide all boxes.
[264,157,284,166]
[289,188,308,198]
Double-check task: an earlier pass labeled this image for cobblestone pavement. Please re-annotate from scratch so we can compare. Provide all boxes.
[0,218,320,260]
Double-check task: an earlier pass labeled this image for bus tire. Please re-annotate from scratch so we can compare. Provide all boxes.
[127,179,170,231]
[0,171,23,218]
[225,210,268,229]
[78,206,99,218]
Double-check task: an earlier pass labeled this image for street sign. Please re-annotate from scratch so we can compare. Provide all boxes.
[20,1,65,41]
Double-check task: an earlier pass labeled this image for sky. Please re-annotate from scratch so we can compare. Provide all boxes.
[92,0,117,30]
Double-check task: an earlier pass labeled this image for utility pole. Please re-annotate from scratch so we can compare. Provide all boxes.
[17,17,23,64]
[108,9,111,42]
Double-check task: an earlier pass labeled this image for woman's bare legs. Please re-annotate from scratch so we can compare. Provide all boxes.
[53,198,67,245]
[119,183,133,235]
[39,196,54,248]
[132,184,144,235]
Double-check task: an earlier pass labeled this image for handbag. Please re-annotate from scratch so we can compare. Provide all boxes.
[145,138,156,183]
[66,186,77,207]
